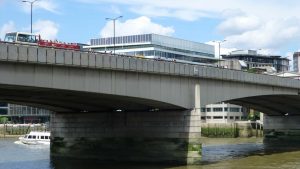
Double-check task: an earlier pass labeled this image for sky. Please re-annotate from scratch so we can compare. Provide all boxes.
[1,0,300,62]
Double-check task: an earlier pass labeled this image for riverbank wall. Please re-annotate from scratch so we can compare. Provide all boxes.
[201,121,263,138]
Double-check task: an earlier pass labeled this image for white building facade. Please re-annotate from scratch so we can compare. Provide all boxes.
[85,34,218,65]
[201,103,248,123]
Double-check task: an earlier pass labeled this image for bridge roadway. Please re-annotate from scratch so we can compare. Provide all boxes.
[1,42,300,164]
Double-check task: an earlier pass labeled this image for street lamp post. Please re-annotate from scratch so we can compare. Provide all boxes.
[22,0,38,34]
[105,16,123,55]
[213,40,226,67]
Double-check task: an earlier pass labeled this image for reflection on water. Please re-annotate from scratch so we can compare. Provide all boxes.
[1,138,300,169]
[0,138,50,169]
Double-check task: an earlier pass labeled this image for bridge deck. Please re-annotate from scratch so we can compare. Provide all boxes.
[0,42,299,90]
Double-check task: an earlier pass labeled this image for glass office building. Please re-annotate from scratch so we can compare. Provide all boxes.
[86,34,217,65]
[0,103,8,115]
[0,103,50,123]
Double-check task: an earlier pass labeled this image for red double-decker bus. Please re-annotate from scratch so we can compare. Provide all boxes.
[4,32,80,51]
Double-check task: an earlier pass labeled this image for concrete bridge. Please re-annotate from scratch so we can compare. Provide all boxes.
[1,42,300,164]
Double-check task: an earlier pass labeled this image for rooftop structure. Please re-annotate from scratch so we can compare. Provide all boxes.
[222,50,289,72]
[219,59,247,70]
[85,34,217,65]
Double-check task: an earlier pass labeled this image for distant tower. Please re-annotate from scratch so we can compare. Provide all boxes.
[293,52,300,73]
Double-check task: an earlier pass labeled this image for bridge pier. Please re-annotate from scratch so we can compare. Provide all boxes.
[264,115,300,139]
[50,109,202,164]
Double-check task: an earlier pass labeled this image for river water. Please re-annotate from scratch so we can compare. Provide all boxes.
[1,137,300,169]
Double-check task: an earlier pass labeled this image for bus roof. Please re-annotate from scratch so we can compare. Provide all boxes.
[6,32,38,36]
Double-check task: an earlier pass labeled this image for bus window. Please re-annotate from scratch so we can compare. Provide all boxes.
[28,35,38,43]
[4,33,17,42]
[17,33,38,43]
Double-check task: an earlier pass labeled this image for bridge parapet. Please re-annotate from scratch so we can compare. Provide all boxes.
[0,42,300,89]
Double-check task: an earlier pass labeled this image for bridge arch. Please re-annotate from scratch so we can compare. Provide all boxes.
[0,85,183,113]
[227,94,300,116]
[198,78,299,108]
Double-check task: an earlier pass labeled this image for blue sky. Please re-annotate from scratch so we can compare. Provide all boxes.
[1,0,300,59]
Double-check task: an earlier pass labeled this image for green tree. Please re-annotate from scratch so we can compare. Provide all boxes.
[0,116,8,124]
[248,110,260,121]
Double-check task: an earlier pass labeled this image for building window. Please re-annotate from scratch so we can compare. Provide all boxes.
[230,116,234,119]
[213,107,223,112]
[206,108,211,112]
[0,109,8,115]
[213,116,223,119]
[201,108,206,113]
[118,37,122,44]
[206,116,211,119]
[235,116,240,120]
[133,35,136,43]
[201,116,206,120]
[130,36,133,43]
[230,107,240,112]
[144,50,154,56]
[224,107,228,112]
[141,35,145,42]
[148,34,152,41]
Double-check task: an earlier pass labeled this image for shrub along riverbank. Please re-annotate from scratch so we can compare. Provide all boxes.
[201,122,263,138]
[0,123,48,137]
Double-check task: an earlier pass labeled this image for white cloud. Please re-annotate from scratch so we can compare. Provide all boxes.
[0,20,59,41]
[223,18,300,51]
[129,6,170,18]
[79,0,300,54]
[173,10,213,21]
[77,0,300,21]
[33,20,59,40]
[22,0,59,14]
[129,6,213,21]
[0,21,16,39]
[217,14,261,36]
[100,16,175,37]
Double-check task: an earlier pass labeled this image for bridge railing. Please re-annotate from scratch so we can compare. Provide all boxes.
[0,42,299,89]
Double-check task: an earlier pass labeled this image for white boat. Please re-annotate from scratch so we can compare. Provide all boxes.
[19,131,50,145]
